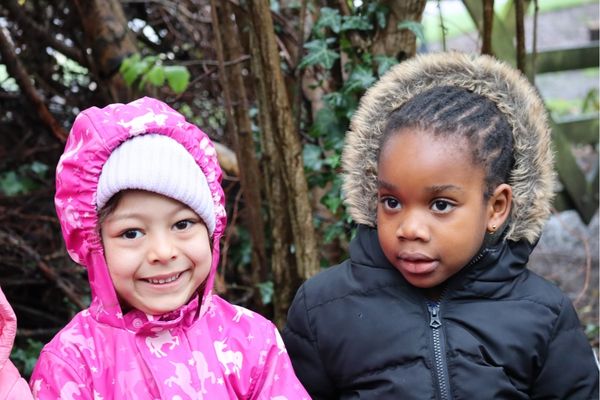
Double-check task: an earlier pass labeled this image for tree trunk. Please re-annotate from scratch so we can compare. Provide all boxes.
[243,0,320,327]
[211,0,268,308]
[371,0,428,60]
[72,0,137,102]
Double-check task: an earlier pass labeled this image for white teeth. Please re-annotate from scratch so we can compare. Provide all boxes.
[147,272,181,284]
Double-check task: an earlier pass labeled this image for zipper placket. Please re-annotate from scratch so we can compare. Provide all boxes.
[427,301,452,400]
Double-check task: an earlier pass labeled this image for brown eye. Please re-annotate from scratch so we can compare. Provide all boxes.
[431,200,454,213]
[122,229,142,239]
[174,220,194,231]
[380,197,401,210]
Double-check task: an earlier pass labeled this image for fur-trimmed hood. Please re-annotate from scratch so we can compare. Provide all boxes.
[342,52,555,244]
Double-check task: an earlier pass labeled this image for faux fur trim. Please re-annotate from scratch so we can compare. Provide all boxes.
[341,52,555,243]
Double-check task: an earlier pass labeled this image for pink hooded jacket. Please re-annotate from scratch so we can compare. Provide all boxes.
[29,97,310,399]
[0,287,33,399]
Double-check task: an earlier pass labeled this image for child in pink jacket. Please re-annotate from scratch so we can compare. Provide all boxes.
[0,287,33,399]
[30,97,309,399]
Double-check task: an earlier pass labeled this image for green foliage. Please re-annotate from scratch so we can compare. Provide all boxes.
[119,53,190,94]
[0,162,49,196]
[397,20,426,44]
[256,281,274,305]
[299,4,403,251]
[299,39,340,70]
[11,339,43,378]
[581,88,599,113]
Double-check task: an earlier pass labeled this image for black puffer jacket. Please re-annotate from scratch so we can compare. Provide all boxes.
[283,226,599,399]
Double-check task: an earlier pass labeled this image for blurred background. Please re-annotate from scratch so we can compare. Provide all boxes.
[0,0,597,377]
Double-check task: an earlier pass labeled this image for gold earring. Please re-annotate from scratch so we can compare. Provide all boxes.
[488,224,497,233]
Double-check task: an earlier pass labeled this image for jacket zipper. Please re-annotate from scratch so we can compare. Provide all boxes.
[427,302,452,400]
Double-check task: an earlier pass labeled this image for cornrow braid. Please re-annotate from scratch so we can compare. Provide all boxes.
[379,85,514,199]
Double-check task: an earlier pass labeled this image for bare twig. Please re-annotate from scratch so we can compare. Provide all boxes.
[437,0,447,51]
[0,27,68,142]
[515,0,526,73]
[531,0,539,83]
[482,0,494,55]
[0,230,85,310]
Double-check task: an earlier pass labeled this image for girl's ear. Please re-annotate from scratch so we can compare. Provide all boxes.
[486,183,512,233]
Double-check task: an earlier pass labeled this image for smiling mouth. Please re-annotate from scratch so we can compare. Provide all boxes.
[144,272,183,285]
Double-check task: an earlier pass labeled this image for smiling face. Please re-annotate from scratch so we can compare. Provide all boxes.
[377,128,511,293]
[100,190,212,315]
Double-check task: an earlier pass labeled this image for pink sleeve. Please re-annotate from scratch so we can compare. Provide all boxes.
[0,287,33,399]
[0,361,34,400]
[249,326,310,400]
[30,350,92,400]
[0,286,17,370]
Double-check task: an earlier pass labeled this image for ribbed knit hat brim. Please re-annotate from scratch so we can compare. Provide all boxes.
[96,134,216,235]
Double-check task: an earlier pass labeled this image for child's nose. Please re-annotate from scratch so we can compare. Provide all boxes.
[147,234,177,264]
[395,212,430,242]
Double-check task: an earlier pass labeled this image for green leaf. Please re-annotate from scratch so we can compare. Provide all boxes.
[299,38,339,70]
[0,171,37,196]
[397,20,425,44]
[374,55,397,76]
[376,10,387,29]
[323,92,346,109]
[315,7,342,34]
[164,65,190,94]
[311,107,342,138]
[120,53,142,86]
[344,66,376,93]
[256,281,274,305]
[340,15,372,31]
[303,143,324,171]
[146,64,166,87]
[29,161,49,177]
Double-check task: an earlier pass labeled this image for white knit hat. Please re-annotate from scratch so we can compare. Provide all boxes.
[96,134,216,235]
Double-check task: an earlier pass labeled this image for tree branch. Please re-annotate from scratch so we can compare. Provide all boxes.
[2,0,86,65]
[0,27,68,142]
[482,0,494,55]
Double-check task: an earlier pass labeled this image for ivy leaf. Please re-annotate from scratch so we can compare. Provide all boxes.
[303,143,324,172]
[0,171,36,196]
[299,38,339,70]
[374,55,397,76]
[344,66,376,93]
[311,106,342,138]
[376,9,388,29]
[323,92,346,109]
[340,15,372,31]
[397,20,426,44]
[256,281,274,305]
[315,7,342,34]
[164,65,190,94]
[29,161,49,177]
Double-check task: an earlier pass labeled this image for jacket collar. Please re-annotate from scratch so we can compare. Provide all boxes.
[350,224,534,297]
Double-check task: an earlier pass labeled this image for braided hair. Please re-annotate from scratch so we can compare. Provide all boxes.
[379,85,514,199]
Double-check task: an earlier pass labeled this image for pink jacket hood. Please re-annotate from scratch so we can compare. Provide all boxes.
[54,96,227,328]
[33,97,310,399]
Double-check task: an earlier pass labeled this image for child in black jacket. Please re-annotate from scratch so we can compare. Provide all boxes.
[283,52,599,399]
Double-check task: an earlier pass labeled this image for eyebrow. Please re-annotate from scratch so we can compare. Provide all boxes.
[107,204,192,222]
[377,179,464,194]
[426,184,464,195]
[377,179,397,191]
